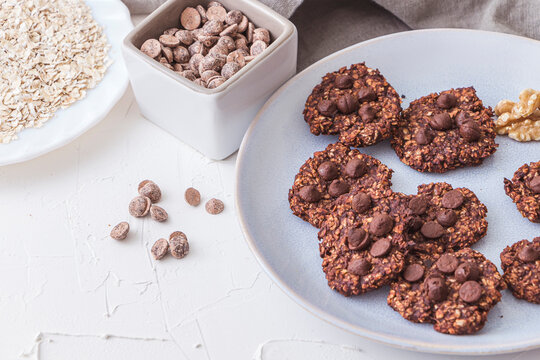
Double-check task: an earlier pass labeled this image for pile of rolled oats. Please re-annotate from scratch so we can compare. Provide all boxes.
[0,0,111,143]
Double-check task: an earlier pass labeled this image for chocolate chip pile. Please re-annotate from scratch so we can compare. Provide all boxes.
[109,180,225,261]
[139,1,272,89]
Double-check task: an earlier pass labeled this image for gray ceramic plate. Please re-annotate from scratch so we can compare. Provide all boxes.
[236,29,540,354]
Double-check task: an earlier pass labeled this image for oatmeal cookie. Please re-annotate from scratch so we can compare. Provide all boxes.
[504,161,540,223]
[500,237,540,304]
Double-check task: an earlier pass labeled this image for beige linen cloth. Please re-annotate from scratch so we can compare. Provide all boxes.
[123,0,540,70]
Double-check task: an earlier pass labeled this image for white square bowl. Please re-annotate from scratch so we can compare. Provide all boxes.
[122,0,297,159]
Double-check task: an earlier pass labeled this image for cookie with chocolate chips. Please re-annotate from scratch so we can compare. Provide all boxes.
[304,63,402,147]
[318,190,415,296]
[288,142,393,228]
[388,248,506,335]
[504,161,540,223]
[500,237,540,303]
[391,87,498,173]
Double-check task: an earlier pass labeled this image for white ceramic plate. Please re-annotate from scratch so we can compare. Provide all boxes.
[0,0,132,166]
[236,29,540,355]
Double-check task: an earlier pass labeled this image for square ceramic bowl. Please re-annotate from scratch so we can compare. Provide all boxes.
[122,0,297,160]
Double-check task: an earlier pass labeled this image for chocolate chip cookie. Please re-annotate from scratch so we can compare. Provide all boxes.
[318,190,412,296]
[288,142,393,228]
[304,63,402,147]
[391,87,498,173]
[500,237,540,304]
[504,161,540,223]
[387,248,506,335]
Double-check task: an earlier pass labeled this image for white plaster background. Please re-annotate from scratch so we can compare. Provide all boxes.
[2,16,540,360]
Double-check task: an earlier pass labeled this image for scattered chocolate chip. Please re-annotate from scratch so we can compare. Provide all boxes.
[460,122,481,142]
[328,179,350,197]
[436,93,457,109]
[518,244,539,262]
[429,112,453,130]
[344,158,366,178]
[317,99,337,116]
[358,104,376,121]
[169,232,189,259]
[436,254,459,273]
[529,175,540,194]
[206,5,227,22]
[335,74,354,89]
[138,180,162,203]
[347,228,370,251]
[425,276,448,302]
[317,161,339,180]
[406,216,424,232]
[298,185,321,203]
[368,213,394,236]
[403,264,424,282]
[129,196,151,217]
[150,205,168,222]
[441,189,464,209]
[205,198,224,214]
[455,262,480,283]
[370,238,391,257]
[140,39,161,58]
[159,34,180,48]
[336,93,358,114]
[151,238,169,260]
[455,111,473,126]
[185,187,201,206]
[110,222,129,240]
[357,87,377,102]
[408,196,428,215]
[180,7,201,30]
[347,258,371,276]
[436,209,458,227]
[414,127,433,145]
[459,280,482,303]
[420,221,444,239]
[226,9,243,25]
[351,192,371,213]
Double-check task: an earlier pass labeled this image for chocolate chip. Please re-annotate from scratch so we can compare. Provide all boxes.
[110,222,129,240]
[150,205,168,222]
[140,39,161,59]
[317,161,339,181]
[358,104,376,122]
[459,280,482,303]
[414,128,433,145]
[169,233,189,259]
[420,221,444,239]
[369,213,394,236]
[459,122,481,142]
[408,196,428,215]
[151,238,169,260]
[406,216,424,232]
[298,185,321,203]
[335,74,354,89]
[185,187,201,206]
[455,111,473,126]
[226,10,243,25]
[180,7,201,30]
[328,179,350,197]
[429,112,453,130]
[317,99,337,116]
[351,192,371,213]
[436,254,459,273]
[347,228,370,251]
[455,262,480,283]
[518,244,539,262]
[205,198,224,214]
[206,5,227,22]
[138,180,162,203]
[529,175,540,194]
[357,87,377,102]
[403,264,424,282]
[436,93,457,109]
[441,189,464,209]
[437,209,458,227]
[425,276,448,302]
[344,158,366,178]
[370,238,391,257]
[129,196,151,217]
[347,258,371,276]
[336,93,358,114]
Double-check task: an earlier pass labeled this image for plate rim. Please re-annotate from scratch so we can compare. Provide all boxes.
[0,0,133,167]
[235,28,540,355]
